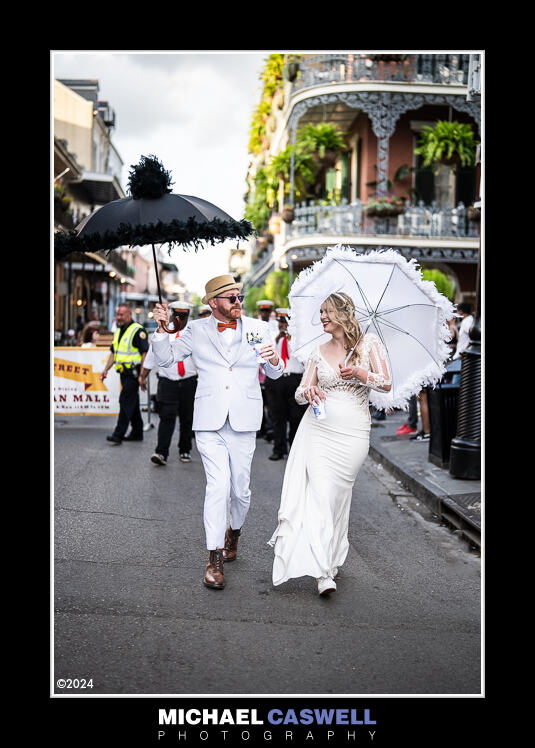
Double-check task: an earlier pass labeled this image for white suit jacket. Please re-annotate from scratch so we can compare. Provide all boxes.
[151,315,283,431]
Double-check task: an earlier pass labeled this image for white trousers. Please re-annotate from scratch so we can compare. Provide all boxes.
[195,418,257,550]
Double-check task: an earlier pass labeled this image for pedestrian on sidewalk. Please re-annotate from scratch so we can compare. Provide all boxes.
[152,275,284,591]
[267,308,307,461]
[100,304,149,444]
[396,390,431,441]
[140,301,198,466]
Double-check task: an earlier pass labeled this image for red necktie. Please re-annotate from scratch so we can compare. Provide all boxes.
[281,335,289,367]
[175,330,185,376]
[217,320,237,332]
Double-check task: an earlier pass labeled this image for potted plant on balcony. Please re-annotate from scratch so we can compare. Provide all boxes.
[266,144,317,211]
[281,204,295,223]
[414,120,479,174]
[364,196,406,218]
[297,122,348,168]
[467,205,481,222]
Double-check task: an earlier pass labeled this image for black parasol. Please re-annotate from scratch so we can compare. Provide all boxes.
[54,155,254,332]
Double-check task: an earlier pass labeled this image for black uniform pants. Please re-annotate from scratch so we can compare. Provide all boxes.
[266,373,307,456]
[155,375,197,457]
[113,372,143,438]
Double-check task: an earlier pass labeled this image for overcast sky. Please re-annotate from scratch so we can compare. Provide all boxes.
[52,50,269,296]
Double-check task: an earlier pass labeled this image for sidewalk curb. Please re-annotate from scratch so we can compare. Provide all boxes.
[368,441,481,547]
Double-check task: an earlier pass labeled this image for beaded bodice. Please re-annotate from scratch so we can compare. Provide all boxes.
[295,333,392,409]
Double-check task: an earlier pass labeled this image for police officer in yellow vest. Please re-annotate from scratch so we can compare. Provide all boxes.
[100,303,149,444]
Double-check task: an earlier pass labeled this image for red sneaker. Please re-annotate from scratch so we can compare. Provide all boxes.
[396,423,417,435]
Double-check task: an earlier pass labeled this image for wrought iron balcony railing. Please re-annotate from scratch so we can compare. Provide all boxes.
[291,53,471,92]
[286,200,480,240]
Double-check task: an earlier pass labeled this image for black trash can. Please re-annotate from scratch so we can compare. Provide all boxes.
[427,379,461,469]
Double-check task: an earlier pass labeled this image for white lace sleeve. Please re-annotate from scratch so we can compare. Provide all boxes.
[362,335,392,393]
[294,351,320,404]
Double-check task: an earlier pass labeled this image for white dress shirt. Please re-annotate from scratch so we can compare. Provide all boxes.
[276,333,304,374]
[145,327,198,380]
[453,314,474,359]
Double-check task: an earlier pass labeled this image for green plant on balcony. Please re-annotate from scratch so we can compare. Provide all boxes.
[414,120,479,174]
[267,144,317,204]
[364,196,406,218]
[297,122,348,167]
[261,54,285,95]
[248,55,285,155]
[244,167,272,233]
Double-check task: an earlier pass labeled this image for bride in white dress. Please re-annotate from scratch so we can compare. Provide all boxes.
[268,292,392,596]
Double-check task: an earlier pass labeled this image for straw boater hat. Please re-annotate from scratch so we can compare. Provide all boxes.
[256,299,274,310]
[197,304,212,316]
[202,274,243,305]
[276,307,289,319]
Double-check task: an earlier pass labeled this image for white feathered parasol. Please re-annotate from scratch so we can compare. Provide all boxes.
[287,245,456,410]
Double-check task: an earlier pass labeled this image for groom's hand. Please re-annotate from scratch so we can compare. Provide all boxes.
[153,302,170,332]
[259,343,279,365]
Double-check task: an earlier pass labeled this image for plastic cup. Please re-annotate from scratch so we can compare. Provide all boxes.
[251,343,264,362]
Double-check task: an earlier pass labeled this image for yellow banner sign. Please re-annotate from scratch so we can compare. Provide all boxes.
[54,347,120,415]
[54,357,107,391]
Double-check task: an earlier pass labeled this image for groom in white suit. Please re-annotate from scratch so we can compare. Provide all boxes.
[152,274,283,590]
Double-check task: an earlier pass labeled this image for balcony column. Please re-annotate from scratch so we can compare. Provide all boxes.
[376,135,390,199]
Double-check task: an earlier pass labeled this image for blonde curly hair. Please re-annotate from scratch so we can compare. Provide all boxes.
[322,292,362,365]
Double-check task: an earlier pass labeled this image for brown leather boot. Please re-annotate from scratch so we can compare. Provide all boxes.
[204,550,225,589]
[221,526,241,562]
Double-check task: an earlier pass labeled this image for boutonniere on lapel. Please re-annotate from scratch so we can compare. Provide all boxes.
[246,331,264,362]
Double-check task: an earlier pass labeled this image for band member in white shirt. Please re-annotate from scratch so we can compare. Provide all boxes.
[140,301,198,465]
[453,302,474,360]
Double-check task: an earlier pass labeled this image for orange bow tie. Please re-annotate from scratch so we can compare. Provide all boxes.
[217,320,237,332]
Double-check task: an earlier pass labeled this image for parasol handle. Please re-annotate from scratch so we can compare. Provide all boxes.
[151,243,179,334]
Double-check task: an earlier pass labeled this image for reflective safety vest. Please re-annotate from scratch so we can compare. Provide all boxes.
[112,322,144,371]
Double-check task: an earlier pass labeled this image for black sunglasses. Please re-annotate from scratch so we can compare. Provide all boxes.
[172,310,190,319]
[215,294,244,304]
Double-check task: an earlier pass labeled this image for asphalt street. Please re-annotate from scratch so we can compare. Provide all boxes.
[53,413,481,696]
